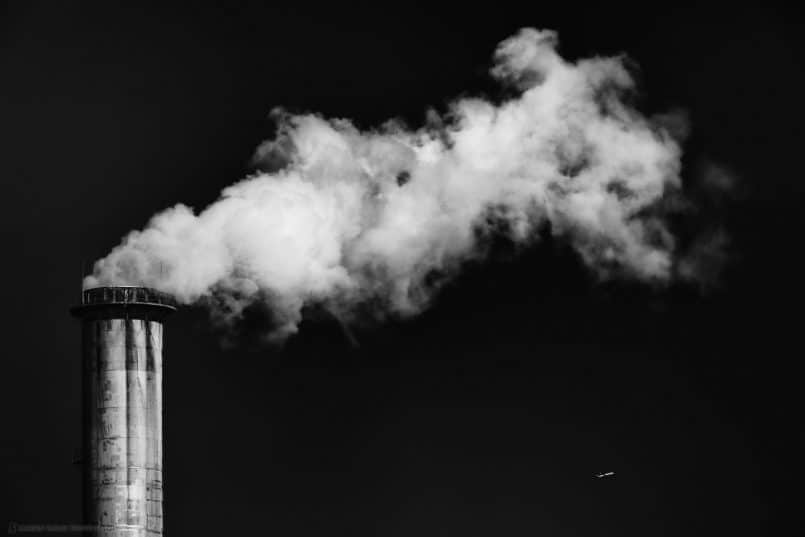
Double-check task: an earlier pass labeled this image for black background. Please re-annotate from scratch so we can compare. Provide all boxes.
[2,3,803,535]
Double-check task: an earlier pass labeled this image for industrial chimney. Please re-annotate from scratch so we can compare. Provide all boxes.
[71,286,176,536]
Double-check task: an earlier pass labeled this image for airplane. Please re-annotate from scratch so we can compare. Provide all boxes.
[595,471,615,478]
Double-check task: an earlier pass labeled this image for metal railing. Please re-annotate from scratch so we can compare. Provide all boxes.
[80,286,177,308]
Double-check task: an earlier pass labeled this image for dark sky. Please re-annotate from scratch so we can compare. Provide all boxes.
[2,3,804,536]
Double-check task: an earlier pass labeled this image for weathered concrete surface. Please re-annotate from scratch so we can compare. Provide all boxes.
[74,288,174,537]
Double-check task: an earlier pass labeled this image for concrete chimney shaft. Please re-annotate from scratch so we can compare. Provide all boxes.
[72,287,176,537]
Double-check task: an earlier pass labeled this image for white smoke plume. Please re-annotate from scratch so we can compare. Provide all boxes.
[86,28,692,338]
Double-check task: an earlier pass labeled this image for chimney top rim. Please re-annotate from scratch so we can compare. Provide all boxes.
[72,286,178,317]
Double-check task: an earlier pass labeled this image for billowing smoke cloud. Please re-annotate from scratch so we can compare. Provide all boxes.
[86,29,700,338]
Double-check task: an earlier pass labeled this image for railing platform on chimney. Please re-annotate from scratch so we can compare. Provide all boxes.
[71,286,177,320]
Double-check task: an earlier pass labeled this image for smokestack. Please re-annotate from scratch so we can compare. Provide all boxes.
[71,286,176,536]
